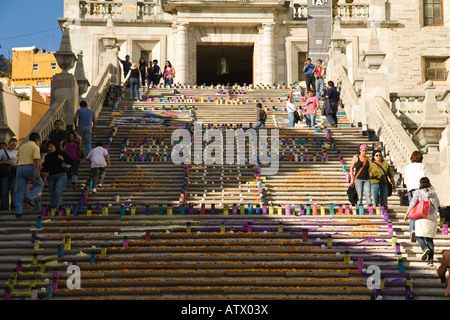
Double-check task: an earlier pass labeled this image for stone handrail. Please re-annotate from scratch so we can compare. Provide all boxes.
[335,64,359,125]
[26,95,67,144]
[372,96,419,174]
[84,63,114,117]
[334,62,418,172]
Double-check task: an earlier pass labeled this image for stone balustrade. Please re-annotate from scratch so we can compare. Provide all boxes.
[390,93,450,121]
[292,2,369,22]
[28,96,67,142]
[79,0,158,20]
[373,96,418,174]
[335,64,359,125]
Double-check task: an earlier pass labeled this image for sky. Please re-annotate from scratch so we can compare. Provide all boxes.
[0,0,64,59]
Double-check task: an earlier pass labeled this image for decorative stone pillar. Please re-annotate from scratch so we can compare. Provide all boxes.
[74,50,90,98]
[327,16,346,84]
[262,23,275,86]
[360,22,388,128]
[51,23,79,128]
[176,22,189,85]
[415,81,449,205]
[101,14,120,85]
[414,81,448,152]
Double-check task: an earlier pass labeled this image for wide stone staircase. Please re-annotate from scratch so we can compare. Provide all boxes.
[1,85,448,301]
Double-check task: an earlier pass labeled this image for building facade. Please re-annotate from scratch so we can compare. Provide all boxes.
[60,0,449,92]
[11,47,62,87]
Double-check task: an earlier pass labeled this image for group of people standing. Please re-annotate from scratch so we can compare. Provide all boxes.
[118,55,175,101]
[283,80,339,129]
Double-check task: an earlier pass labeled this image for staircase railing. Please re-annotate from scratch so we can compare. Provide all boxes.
[26,95,67,143]
[335,63,418,173]
[83,63,114,117]
[372,96,419,173]
[27,63,114,143]
[335,64,359,124]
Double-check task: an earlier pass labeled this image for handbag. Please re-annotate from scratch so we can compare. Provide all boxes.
[0,149,16,177]
[373,162,393,196]
[408,198,431,220]
[347,157,366,205]
[77,147,86,159]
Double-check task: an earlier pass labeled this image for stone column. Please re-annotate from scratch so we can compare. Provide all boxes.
[101,15,120,85]
[262,23,275,86]
[176,22,189,85]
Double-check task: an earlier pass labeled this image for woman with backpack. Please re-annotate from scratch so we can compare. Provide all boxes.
[404,177,440,266]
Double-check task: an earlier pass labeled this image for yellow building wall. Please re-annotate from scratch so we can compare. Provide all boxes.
[19,85,50,144]
[12,48,62,87]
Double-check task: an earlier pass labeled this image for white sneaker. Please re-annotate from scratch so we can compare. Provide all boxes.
[98,184,103,188]
[92,188,97,193]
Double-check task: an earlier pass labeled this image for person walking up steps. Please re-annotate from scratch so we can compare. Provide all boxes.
[15,132,44,217]
[86,142,110,193]
[404,177,439,266]
[74,100,96,156]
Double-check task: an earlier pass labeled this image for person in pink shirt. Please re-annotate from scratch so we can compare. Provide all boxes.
[304,90,320,127]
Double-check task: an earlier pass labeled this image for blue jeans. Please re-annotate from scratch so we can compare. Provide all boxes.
[305,114,316,127]
[77,126,92,156]
[315,78,325,100]
[15,165,44,214]
[255,121,265,128]
[371,183,388,207]
[130,77,139,101]
[325,114,336,126]
[408,190,416,233]
[417,237,434,262]
[67,160,80,183]
[48,172,67,209]
[1,176,16,211]
[288,112,295,127]
[164,77,173,87]
[355,179,372,206]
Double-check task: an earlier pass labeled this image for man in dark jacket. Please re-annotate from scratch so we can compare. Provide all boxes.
[324,81,340,127]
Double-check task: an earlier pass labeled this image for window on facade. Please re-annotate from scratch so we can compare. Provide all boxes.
[33,64,39,71]
[51,62,57,70]
[425,58,447,81]
[424,0,442,26]
[37,81,45,86]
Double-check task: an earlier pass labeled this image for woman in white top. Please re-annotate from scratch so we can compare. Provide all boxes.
[404,151,427,242]
[404,177,439,265]
[0,138,18,211]
[286,90,297,127]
